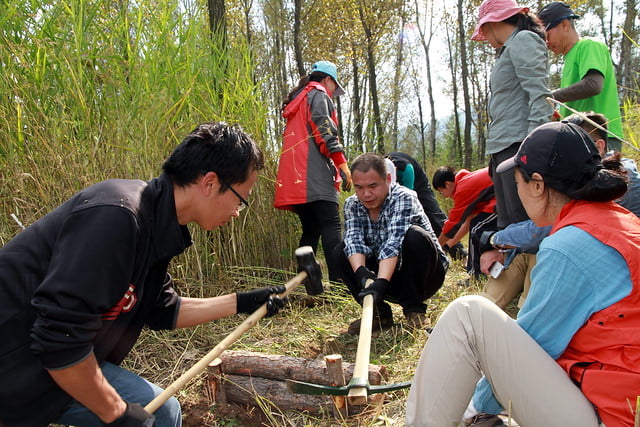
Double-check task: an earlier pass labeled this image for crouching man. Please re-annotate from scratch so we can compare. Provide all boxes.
[0,122,287,427]
[334,153,449,333]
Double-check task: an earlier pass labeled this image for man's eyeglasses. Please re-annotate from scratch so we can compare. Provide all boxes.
[222,181,249,211]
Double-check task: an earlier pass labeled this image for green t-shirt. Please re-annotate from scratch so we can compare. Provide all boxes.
[560,37,624,139]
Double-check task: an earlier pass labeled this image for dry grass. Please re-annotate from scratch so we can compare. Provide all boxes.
[124,255,489,426]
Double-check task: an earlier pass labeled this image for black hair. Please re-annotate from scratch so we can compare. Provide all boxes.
[350,153,388,179]
[568,154,628,201]
[162,122,264,189]
[503,11,546,41]
[432,166,456,189]
[519,155,628,202]
[564,112,609,148]
[282,71,331,110]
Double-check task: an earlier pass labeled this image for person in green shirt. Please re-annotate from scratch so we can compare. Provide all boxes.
[538,1,625,151]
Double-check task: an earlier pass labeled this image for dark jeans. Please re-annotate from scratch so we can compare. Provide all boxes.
[334,225,448,317]
[294,200,342,282]
[490,143,529,229]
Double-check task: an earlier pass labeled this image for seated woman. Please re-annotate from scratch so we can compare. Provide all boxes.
[405,121,640,426]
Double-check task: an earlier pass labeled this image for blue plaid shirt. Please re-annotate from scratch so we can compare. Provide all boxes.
[343,184,444,261]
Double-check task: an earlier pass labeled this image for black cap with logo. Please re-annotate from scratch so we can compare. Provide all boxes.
[497,121,602,195]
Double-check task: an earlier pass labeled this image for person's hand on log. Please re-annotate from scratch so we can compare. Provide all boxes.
[236,285,287,317]
[105,401,155,427]
[357,278,389,305]
[354,266,376,289]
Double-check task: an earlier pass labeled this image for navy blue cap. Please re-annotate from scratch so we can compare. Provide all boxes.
[538,2,580,30]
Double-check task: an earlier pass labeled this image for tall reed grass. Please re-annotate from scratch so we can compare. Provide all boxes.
[0,0,301,291]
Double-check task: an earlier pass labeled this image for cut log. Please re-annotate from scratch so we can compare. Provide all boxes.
[222,374,333,414]
[216,350,387,385]
[207,351,390,415]
[324,354,348,418]
[208,358,227,404]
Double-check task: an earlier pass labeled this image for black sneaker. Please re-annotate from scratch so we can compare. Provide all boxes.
[347,315,394,334]
[466,413,504,426]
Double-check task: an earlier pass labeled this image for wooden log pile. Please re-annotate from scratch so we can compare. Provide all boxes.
[207,350,388,415]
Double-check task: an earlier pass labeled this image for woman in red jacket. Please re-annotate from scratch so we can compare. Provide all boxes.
[274,61,352,282]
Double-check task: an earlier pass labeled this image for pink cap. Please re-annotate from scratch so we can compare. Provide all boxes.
[471,0,529,41]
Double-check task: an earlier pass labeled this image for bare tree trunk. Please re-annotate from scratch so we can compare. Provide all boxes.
[593,1,611,51]
[414,0,437,158]
[359,5,385,154]
[446,20,462,163]
[609,0,614,50]
[116,0,130,85]
[262,0,289,148]
[242,0,254,47]
[351,53,364,152]
[457,0,473,168]
[417,95,427,163]
[477,76,489,162]
[617,0,638,101]
[391,13,406,151]
[207,0,227,44]
[293,0,305,76]
[407,58,426,161]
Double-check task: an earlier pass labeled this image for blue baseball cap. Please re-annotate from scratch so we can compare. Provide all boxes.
[310,61,345,97]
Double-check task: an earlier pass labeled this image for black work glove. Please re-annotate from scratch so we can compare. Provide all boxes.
[354,266,376,289]
[357,278,389,305]
[447,243,468,261]
[236,285,287,317]
[105,401,155,426]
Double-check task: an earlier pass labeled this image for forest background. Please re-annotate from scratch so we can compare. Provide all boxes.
[1,0,639,424]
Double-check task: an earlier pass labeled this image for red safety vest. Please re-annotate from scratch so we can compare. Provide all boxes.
[553,200,640,426]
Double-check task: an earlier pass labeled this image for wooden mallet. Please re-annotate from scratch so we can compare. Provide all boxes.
[144,246,323,413]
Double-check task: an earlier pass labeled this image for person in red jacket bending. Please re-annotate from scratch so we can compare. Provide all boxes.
[432,166,497,278]
[274,61,352,283]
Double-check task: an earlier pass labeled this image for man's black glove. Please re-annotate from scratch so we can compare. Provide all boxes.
[357,278,389,305]
[106,401,155,426]
[354,266,376,289]
[236,286,287,317]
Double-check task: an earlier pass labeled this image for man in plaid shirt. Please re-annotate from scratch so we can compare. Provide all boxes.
[335,153,449,333]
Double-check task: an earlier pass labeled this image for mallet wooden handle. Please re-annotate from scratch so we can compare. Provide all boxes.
[347,288,374,405]
[144,271,308,414]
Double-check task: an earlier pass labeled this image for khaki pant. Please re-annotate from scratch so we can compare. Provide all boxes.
[481,253,536,310]
[405,295,599,426]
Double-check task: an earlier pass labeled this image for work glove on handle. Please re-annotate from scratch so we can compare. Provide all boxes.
[105,401,155,427]
[236,285,287,317]
[354,266,376,289]
[357,278,389,305]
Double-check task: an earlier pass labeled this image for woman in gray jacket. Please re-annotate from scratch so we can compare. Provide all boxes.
[471,0,554,230]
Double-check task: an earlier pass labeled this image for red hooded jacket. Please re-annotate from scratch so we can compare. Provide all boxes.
[274,82,346,211]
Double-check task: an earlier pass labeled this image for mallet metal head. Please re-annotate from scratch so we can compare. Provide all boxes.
[295,246,323,296]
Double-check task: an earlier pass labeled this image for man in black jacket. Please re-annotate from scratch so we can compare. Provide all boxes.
[0,122,286,426]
